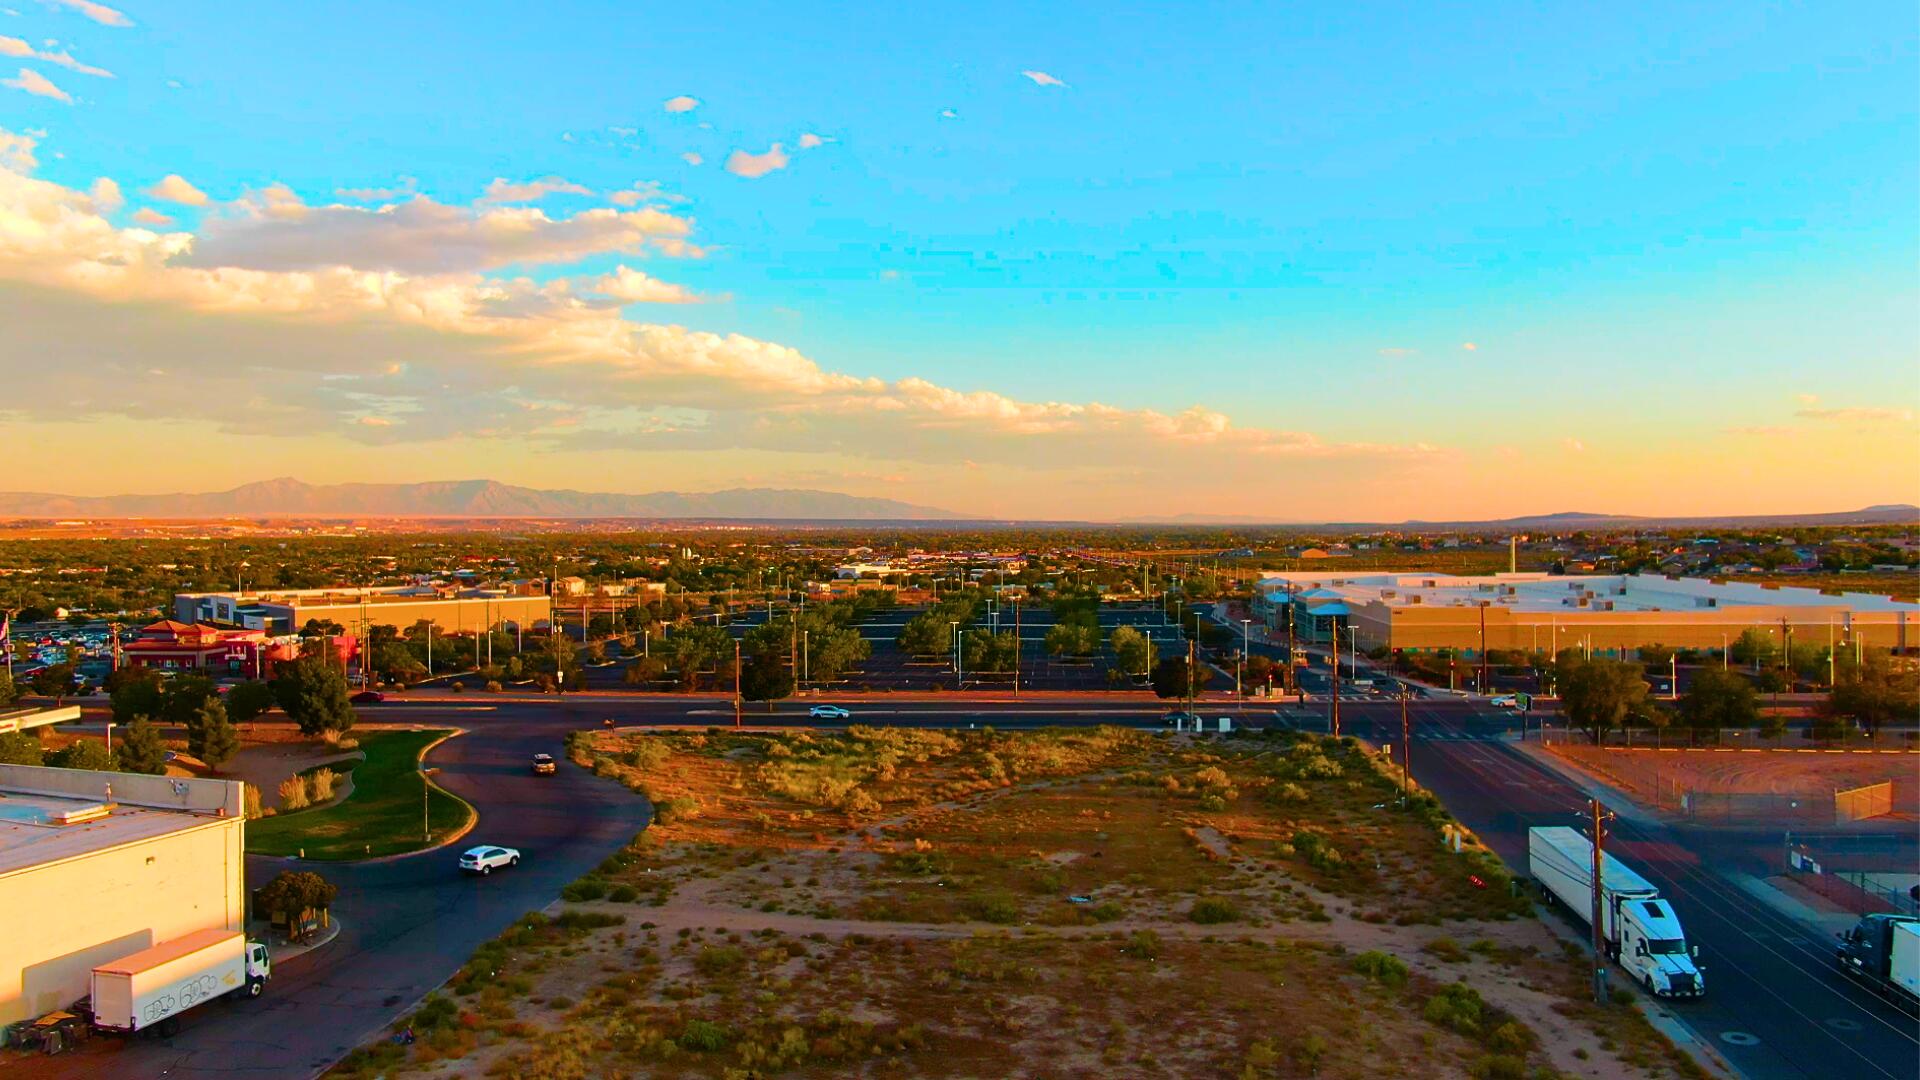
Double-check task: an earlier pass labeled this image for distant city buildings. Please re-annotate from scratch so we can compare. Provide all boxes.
[1253,572,1920,656]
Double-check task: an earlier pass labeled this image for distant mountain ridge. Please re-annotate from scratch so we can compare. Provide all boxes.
[1126,505,1919,528]
[0,478,964,521]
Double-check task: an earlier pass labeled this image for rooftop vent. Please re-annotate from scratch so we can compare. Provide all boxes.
[50,803,112,826]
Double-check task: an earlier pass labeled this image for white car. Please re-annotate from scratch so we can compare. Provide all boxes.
[1489,695,1519,709]
[808,705,852,719]
[459,845,521,875]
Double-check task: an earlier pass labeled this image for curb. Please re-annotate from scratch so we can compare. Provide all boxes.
[355,728,477,864]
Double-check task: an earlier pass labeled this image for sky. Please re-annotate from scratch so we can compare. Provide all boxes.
[0,0,1915,521]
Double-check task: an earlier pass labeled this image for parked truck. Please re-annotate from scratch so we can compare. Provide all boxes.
[89,929,271,1037]
[1528,826,1706,998]
[1835,913,1920,1013]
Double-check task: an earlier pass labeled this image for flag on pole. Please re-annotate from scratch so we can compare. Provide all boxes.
[0,612,10,662]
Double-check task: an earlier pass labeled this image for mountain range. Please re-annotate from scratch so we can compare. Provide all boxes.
[0,479,965,521]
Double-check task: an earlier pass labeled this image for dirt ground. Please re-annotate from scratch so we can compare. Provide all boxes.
[328,727,1711,1080]
[1547,745,1918,819]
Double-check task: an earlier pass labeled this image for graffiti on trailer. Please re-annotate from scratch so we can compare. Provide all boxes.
[140,973,222,1025]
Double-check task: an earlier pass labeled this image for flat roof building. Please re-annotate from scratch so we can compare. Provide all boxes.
[1253,572,1920,657]
[173,584,552,638]
[0,765,246,1024]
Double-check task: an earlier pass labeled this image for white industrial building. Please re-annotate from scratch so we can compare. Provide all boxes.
[0,765,246,1025]
[1252,572,1920,656]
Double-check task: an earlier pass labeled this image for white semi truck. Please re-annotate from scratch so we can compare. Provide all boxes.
[1528,826,1706,998]
[90,929,271,1037]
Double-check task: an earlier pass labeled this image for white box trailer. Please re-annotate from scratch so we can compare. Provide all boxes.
[90,929,271,1036]
[1528,826,1705,998]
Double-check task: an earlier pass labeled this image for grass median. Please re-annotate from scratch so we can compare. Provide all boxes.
[247,729,473,860]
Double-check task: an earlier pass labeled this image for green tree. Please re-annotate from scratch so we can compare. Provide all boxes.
[188,698,241,771]
[660,624,732,690]
[1678,666,1759,733]
[115,715,169,775]
[159,674,218,729]
[373,641,426,685]
[47,739,115,771]
[898,612,956,657]
[0,668,20,705]
[623,654,667,686]
[1826,651,1918,738]
[1636,643,1675,669]
[107,666,167,725]
[255,869,339,943]
[1728,628,1777,669]
[1151,655,1212,700]
[1560,658,1650,744]
[1045,620,1100,658]
[740,649,793,707]
[1111,626,1157,677]
[29,661,77,704]
[0,731,45,765]
[807,625,871,684]
[961,628,1019,674]
[226,680,275,723]
[271,656,356,736]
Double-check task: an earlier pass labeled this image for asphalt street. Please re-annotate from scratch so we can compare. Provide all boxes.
[1316,699,1920,1080]
[31,701,651,1080]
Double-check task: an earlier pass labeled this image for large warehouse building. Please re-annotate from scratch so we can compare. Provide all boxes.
[1253,572,1920,657]
[173,583,552,637]
[0,765,246,1025]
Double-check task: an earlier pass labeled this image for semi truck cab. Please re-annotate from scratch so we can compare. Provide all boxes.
[1613,897,1705,997]
[245,941,272,996]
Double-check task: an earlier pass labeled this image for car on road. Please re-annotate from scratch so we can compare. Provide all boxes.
[531,753,557,775]
[1489,695,1518,709]
[350,690,385,704]
[808,705,852,719]
[459,846,520,875]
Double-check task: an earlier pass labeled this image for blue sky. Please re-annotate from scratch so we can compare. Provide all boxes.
[0,1,1915,517]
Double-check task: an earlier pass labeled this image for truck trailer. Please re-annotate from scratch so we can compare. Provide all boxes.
[1528,826,1705,998]
[1835,913,1920,1013]
[90,929,271,1037]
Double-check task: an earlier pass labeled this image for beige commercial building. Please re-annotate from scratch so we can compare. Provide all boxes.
[0,766,246,1025]
[1254,572,1920,658]
[174,585,552,637]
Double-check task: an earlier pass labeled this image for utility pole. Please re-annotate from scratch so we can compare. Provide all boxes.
[1329,615,1342,738]
[1478,601,1490,693]
[1013,599,1021,695]
[1399,691,1411,807]
[733,639,742,728]
[1589,798,1614,1004]
[1186,638,1195,714]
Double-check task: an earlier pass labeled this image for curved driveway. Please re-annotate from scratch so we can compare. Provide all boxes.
[32,700,650,1080]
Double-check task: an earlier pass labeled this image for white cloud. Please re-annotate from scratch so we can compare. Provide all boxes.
[0,127,35,170]
[4,66,71,102]
[0,128,1441,484]
[586,265,701,304]
[87,175,119,211]
[1795,406,1914,423]
[1794,392,1819,405]
[0,34,110,76]
[796,133,825,150]
[1377,346,1414,357]
[1562,437,1585,452]
[1460,342,1477,351]
[130,206,171,225]
[608,180,683,207]
[335,177,418,201]
[479,175,592,203]
[681,151,703,166]
[725,143,789,179]
[47,0,130,26]
[939,109,958,119]
[663,95,699,113]
[148,173,210,205]
[1021,70,1067,88]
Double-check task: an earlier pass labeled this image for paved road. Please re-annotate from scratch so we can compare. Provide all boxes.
[33,702,650,1080]
[1318,700,1920,1080]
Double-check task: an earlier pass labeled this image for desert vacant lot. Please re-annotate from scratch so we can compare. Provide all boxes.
[332,727,1707,1080]
[1549,744,1918,818]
